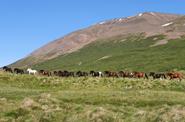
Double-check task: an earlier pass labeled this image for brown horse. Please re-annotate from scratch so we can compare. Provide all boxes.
[104,71,119,78]
[133,71,148,79]
[119,71,134,78]
[167,72,183,81]
[39,70,51,77]
[118,71,125,77]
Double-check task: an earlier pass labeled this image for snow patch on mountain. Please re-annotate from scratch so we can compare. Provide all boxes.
[127,16,134,19]
[119,18,123,21]
[162,22,173,27]
[99,21,106,25]
[138,13,143,17]
[150,12,156,16]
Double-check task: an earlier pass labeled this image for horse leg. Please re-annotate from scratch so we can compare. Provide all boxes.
[179,77,182,82]
[164,75,167,79]
[152,76,155,80]
[170,77,172,80]
[145,74,148,79]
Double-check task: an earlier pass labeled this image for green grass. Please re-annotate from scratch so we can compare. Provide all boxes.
[33,34,185,72]
[1,71,185,121]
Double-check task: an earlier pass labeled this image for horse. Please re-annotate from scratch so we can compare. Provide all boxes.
[133,71,148,79]
[57,70,68,77]
[90,71,103,77]
[56,70,74,77]
[27,68,37,75]
[104,71,111,77]
[104,71,119,78]
[39,70,51,77]
[57,71,64,77]
[149,72,166,80]
[14,68,24,74]
[118,71,134,78]
[3,66,13,73]
[53,71,59,76]
[63,70,70,77]
[166,72,183,81]
[76,71,88,77]
[118,71,125,77]
[68,71,75,77]
[39,70,44,75]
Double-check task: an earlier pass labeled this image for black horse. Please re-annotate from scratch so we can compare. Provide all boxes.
[68,72,75,77]
[57,71,65,77]
[56,70,75,77]
[90,71,103,77]
[53,71,59,76]
[149,72,166,79]
[3,66,13,73]
[14,68,24,74]
[76,71,88,77]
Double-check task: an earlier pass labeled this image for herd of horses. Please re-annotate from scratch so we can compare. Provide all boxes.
[1,66,184,81]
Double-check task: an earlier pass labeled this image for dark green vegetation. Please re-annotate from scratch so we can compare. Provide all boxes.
[1,71,185,121]
[33,35,185,72]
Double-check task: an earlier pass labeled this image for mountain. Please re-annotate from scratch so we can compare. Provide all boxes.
[11,12,185,71]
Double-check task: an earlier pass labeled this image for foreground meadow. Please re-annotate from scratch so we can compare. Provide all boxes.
[0,71,185,122]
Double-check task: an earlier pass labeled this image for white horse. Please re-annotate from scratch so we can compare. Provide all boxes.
[99,72,103,77]
[27,68,37,75]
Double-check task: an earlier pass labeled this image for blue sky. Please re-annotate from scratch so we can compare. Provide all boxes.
[1,0,185,67]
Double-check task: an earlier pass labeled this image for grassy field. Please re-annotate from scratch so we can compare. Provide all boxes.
[1,71,185,122]
[33,35,185,72]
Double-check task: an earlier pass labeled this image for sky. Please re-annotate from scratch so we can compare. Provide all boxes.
[1,0,185,67]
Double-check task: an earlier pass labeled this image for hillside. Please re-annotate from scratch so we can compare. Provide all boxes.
[1,72,185,121]
[33,34,185,71]
[11,12,185,69]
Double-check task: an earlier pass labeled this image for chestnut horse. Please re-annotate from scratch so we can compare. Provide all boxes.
[39,70,51,77]
[167,72,183,81]
[133,71,148,79]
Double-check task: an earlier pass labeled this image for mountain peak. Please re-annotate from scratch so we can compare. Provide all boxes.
[97,12,181,26]
[137,12,157,16]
